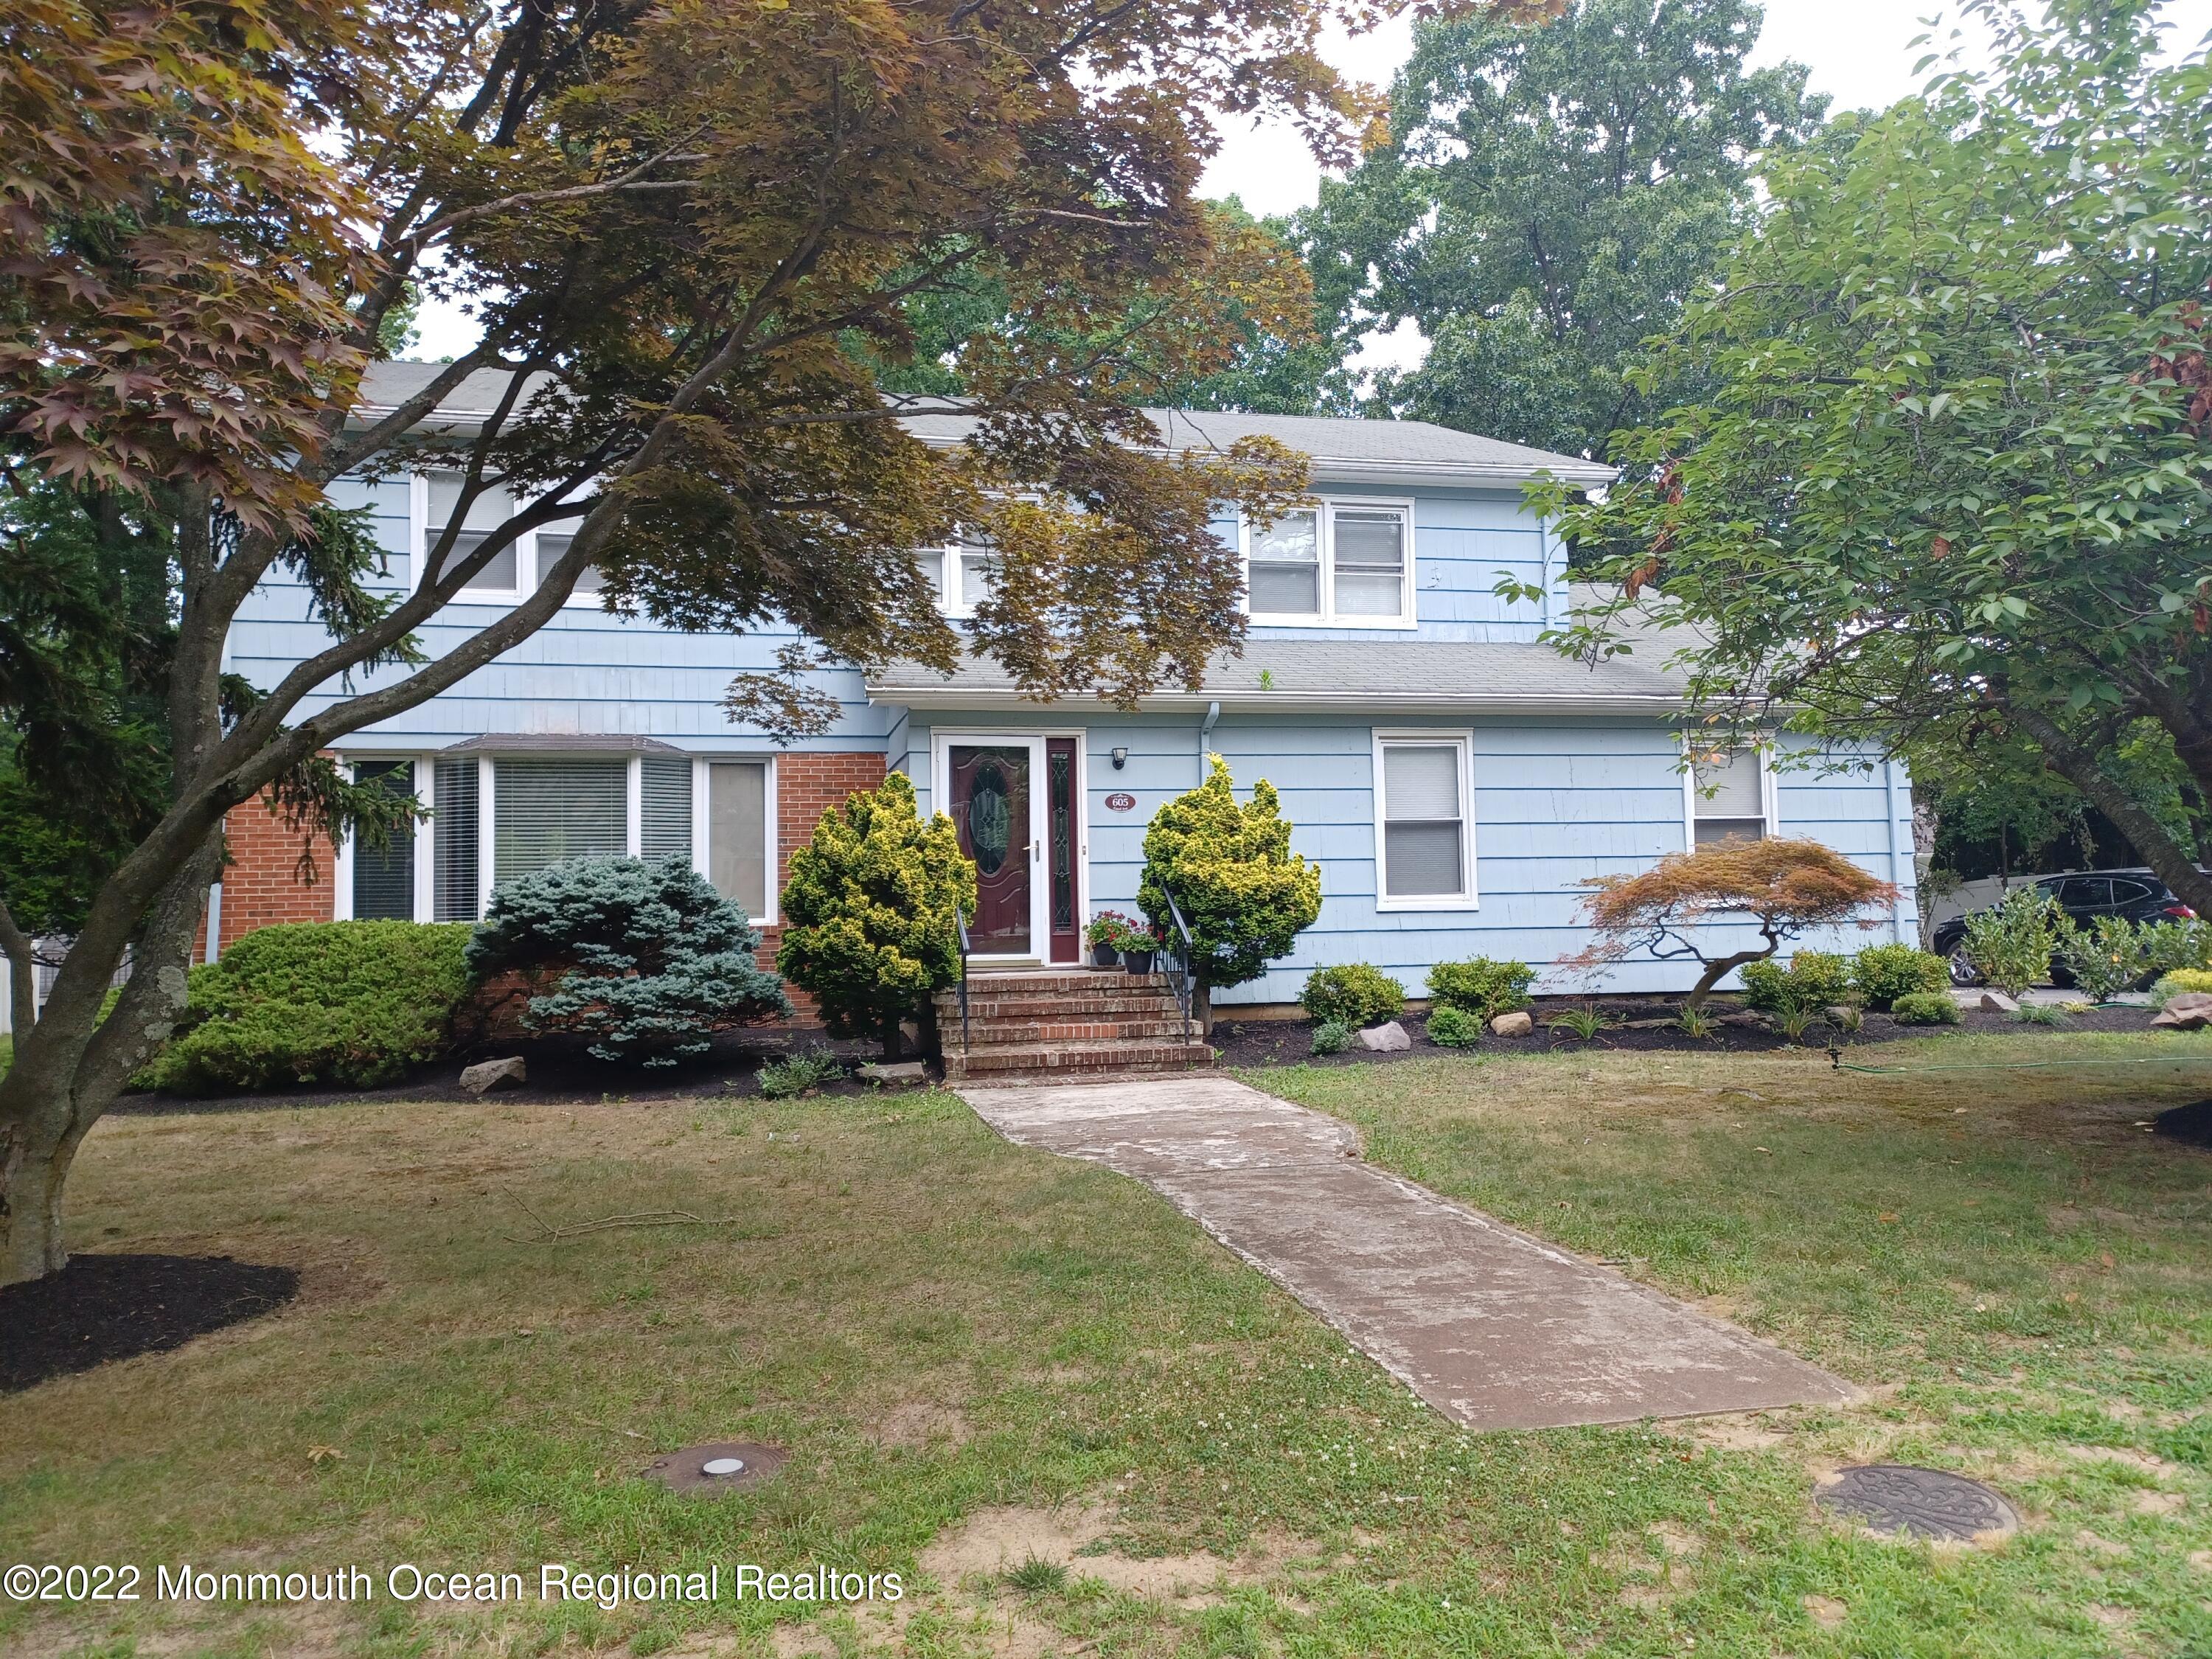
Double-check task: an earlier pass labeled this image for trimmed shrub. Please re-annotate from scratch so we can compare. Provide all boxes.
[1301,963,1405,1029]
[1891,991,1961,1026]
[2056,915,2149,1003]
[1427,958,1534,1020]
[1963,888,2065,997]
[2150,968,2212,1009]
[1851,943,1950,1010]
[1739,950,1851,1015]
[138,921,473,1094]
[776,772,975,1058]
[467,857,787,1067]
[1139,757,1321,1005]
[1425,1006,1479,1048]
[1310,1020,1352,1057]
[2140,919,2212,978]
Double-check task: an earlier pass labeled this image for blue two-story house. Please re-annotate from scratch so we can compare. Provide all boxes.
[214,364,1919,1010]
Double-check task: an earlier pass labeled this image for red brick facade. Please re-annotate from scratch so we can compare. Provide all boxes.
[772,751,891,898]
[205,793,334,953]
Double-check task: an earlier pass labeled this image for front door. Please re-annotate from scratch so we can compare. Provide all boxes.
[947,740,1040,957]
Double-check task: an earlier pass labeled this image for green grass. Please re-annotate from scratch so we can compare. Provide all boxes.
[1,1032,2208,1657]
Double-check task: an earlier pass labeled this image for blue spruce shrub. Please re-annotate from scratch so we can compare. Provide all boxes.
[467,857,789,1067]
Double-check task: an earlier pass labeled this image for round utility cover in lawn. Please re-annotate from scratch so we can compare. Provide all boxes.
[642,1441,786,1495]
[1817,1464,2019,1541]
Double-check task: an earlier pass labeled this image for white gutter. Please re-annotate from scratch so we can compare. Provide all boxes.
[866,684,1688,716]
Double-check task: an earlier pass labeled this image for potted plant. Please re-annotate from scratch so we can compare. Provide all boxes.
[1085,911,1136,968]
[1121,922,1162,976]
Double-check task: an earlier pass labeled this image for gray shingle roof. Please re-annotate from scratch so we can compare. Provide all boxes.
[356,365,1613,485]
[867,639,1686,714]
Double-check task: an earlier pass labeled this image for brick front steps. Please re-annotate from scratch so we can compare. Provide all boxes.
[935,968,1214,1085]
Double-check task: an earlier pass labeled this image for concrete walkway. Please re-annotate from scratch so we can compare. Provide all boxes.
[961,1076,1856,1431]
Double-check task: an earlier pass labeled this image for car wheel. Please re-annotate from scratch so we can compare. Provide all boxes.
[1948,949,1982,987]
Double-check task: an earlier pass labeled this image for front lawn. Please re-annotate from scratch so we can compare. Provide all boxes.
[2,1032,2208,1657]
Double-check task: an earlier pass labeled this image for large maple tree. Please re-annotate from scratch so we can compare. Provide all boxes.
[0,0,1553,1282]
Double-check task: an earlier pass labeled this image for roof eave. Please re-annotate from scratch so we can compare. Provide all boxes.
[906,431,1615,490]
[864,684,1685,716]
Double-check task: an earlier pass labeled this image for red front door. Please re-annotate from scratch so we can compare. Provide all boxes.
[948,743,1033,955]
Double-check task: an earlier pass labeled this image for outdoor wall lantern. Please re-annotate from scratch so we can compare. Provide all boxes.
[1110,747,1129,771]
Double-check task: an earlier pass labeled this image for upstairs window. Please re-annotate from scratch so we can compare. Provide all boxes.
[421,470,602,602]
[918,530,999,616]
[1690,748,1771,845]
[1245,501,1413,627]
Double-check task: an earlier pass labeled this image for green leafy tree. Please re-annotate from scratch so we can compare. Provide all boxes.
[466,858,787,1067]
[1554,1,2212,922]
[1138,756,1321,1029]
[1305,0,1823,459]
[777,773,976,1059]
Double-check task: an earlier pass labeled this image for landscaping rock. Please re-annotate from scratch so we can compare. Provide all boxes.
[459,1057,528,1095]
[2151,992,2212,1031]
[860,1060,927,1087]
[1979,991,2020,1014]
[1359,1020,1413,1052]
[1489,1011,1534,1038]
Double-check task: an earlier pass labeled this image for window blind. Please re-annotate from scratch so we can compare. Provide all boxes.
[1382,743,1465,898]
[641,757,693,863]
[1333,509,1405,617]
[492,757,627,883]
[351,760,416,920]
[708,762,769,919]
[427,471,519,589]
[1692,750,1766,844]
[1249,509,1320,615]
[433,758,479,921]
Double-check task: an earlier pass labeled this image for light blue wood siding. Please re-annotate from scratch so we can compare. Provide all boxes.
[229,467,1913,1001]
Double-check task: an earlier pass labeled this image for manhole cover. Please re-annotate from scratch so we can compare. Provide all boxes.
[1816,1464,2018,1541]
[642,1441,787,1495]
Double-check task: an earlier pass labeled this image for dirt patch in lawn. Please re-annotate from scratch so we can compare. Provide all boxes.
[1214,1001,2155,1069]
[1,1253,299,1392]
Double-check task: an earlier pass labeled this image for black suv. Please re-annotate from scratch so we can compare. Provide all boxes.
[1931,869,2197,987]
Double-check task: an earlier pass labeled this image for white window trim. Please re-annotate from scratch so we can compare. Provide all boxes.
[410,468,599,607]
[333,755,433,922]
[1681,738,1780,850]
[1242,498,1418,631]
[692,754,779,927]
[1372,730,1478,912]
[928,535,994,619]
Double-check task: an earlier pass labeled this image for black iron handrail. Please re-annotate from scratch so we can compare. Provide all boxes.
[954,911,972,1055]
[1158,888,1197,1048]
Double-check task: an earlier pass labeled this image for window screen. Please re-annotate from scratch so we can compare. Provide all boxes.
[1382,742,1467,899]
[433,757,479,921]
[708,761,770,919]
[1691,750,1767,845]
[351,760,416,920]
[1333,509,1406,617]
[537,532,604,595]
[641,757,692,863]
[427,471,519,590]
[492,757,627,883]
[956,532,998,612]
[1248,509,1320,615]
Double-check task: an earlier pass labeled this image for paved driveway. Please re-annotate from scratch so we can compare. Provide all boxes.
[961,1075,1855,1431]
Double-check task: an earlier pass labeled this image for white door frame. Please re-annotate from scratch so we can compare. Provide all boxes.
[931,729,1089,963]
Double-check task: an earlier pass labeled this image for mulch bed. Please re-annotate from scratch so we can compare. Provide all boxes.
[1,1253,300,1393]
[1213,1000,2160,1070]
[2154,1099,2212,1148]
[109,1029,895,1116]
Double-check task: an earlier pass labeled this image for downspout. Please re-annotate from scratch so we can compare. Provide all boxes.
[1198,699,1221,786]
[1885,759,1907,944]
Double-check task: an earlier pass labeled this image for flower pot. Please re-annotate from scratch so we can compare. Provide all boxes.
[1123,948,1158,975]
[1091,944,1121,968]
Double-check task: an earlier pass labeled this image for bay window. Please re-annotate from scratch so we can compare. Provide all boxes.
[1245,500,1413,627]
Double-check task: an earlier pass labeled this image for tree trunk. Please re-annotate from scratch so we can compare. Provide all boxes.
[1685,947,1773,1010]
[2007,701,2212,919]
[1911,800,1941,950]
[0,842,218,1286]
